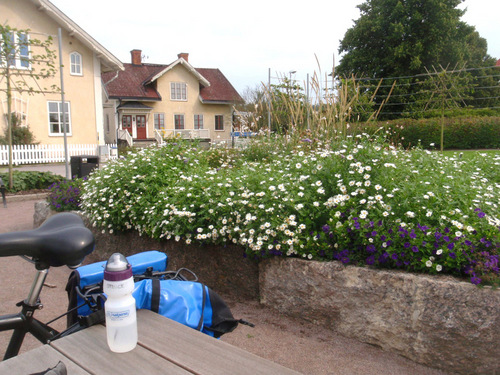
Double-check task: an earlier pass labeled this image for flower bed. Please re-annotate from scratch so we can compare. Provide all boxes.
[81,137,499,286]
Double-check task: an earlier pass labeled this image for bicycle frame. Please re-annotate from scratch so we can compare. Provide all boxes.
[0,212,95,361]
[0,267,59,360]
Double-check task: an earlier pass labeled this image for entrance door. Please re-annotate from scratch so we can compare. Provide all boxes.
[122,115,132,135]
[136,115,147,139]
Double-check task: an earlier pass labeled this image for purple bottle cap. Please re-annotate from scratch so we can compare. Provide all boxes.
[104,253,132,281]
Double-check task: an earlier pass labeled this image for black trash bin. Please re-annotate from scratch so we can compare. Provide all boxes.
[70,155,99,179]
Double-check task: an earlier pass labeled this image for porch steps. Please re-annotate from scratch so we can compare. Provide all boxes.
[133,139,158,148]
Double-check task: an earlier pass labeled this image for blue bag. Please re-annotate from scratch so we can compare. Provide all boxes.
[66,251,250,338]
[66,250,167,322]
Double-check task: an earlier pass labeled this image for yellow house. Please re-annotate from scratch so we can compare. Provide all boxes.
[102,51,243,146]
[0,0,123,145]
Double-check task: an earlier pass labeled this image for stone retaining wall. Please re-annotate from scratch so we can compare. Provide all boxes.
[260,257,500,375]
[34,204,500,375]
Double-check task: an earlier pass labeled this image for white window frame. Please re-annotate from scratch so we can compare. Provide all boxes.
[174,114,185,130]
[47,101,72,136]
[2,97,29,126]
[70,52,82,76]
[215,115,224,131]
[194,114,203,130]
[154,113,165,130]
[170,82,187,101]
[1,31,30,69]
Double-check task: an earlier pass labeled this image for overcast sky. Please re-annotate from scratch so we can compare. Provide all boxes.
[49,0,500,96]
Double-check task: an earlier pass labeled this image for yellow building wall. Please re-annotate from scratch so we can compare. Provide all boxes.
[0,0,100,145]
[150,64,234,143]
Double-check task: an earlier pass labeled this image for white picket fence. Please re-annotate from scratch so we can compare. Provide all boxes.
[0,144,118,165]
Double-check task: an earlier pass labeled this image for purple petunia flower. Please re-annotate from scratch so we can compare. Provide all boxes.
[366,244,376,253]
[471,276,482,285]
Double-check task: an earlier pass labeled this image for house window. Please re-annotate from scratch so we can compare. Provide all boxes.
[3,96,28,126]
[1,31,30,69]
[154,113,165,129]
[215,115,224,131]
[70,52,82,76]
[47,101,71,135]
[174,114,184,129]
[170,82,187,101]
[194,114,203,130]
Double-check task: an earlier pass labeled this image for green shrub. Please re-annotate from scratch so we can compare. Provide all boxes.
[0,171,63,193]
[81,138,499,286]
[362,116,500,149]
[46,178,82,212]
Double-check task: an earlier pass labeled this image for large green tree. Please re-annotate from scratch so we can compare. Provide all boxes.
[336,0,499,119]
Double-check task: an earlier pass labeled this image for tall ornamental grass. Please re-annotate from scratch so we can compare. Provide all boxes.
[81,137,499,286]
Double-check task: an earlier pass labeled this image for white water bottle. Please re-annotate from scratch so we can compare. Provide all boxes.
[103,253,137,353]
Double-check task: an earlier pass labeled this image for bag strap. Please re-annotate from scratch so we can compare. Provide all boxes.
[196,284,207,331]
[151,278,161,313]
[79,309,105,328]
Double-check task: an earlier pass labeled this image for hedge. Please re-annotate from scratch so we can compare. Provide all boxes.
[359,116,500,149]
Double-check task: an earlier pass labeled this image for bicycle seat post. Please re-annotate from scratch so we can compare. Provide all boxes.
[26,268,49,308]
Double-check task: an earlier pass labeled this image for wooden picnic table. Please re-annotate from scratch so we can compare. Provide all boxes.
[0,309,300,374]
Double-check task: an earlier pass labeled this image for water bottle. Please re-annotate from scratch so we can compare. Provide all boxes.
[103,253,137,353]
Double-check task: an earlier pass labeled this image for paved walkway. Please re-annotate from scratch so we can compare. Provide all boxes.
[0,198,73,357]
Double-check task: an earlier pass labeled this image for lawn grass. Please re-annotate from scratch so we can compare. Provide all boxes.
[441,149,500,158]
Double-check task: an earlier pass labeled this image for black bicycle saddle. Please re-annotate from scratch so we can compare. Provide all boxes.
[0,212,95,269]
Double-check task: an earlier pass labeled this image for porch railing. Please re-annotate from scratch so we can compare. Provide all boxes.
[161,129,211,140]
[154,129,164,145]
[117,129,133,146]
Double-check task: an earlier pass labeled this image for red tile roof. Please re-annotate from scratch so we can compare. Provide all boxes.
[103,63,164,100]
[102,62,243,103]
[196,68,243,103]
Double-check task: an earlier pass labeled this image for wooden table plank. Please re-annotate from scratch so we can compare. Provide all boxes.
[51,324,193,375]
[0,344,90,374]
[137,309,301,375]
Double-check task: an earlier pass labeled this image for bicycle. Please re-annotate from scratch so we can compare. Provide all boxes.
[0,212,94,361]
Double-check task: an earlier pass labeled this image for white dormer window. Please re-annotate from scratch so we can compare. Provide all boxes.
[70,52,82,76]
[170,82,187,101]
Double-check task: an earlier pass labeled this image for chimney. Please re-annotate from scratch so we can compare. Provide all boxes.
[131,49,142,65]
[178,53,189,62]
